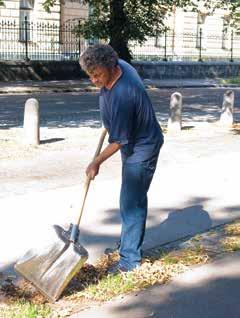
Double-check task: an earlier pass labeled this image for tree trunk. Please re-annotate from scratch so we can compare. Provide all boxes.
[108,0,132,63]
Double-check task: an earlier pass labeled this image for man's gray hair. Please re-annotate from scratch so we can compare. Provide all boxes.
[79,44,118,73]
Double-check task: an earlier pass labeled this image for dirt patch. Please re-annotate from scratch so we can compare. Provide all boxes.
[0,127,104,161]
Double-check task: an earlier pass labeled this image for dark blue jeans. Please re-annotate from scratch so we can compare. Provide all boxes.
[119,155,159,270]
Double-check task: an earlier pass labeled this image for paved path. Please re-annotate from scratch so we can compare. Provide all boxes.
[70,252,240,318]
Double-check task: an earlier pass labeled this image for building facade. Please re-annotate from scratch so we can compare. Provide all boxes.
[60,0,88,25]
[0,0,60,23]
[0,0,88,60]
[131,6,238,61]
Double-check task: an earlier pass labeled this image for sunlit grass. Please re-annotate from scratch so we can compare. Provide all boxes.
[81,273,137,301]
[67,244,209,302]
[222,220,240,252]
[220,77,240,85]
[221,237,240,252]
[224,221,240,236]
[0,300,51,318]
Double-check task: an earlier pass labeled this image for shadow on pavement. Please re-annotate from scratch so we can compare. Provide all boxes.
[108,254,240,318]
[143,204,212,248]
[101,198,212,250]
[40,138,65,144]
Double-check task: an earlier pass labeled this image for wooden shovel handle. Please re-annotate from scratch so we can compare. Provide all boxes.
[76,128,107,227]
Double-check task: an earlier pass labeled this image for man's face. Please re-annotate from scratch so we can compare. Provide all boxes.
[87,66,112,88]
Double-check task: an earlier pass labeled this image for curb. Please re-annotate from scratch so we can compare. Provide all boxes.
[0,85,223,95]
[0,79,239,94]
[1,84,238,94]
[0,86,99,94]
[145,83,240,89]
[0,77,240,95]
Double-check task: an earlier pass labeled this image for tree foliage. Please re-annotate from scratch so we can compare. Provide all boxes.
[225,0,240,28]
[58,0,199,62]
[44,0,240,61]
[199,0,240,29]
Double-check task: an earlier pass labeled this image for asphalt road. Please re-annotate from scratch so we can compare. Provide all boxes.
[0,87,240,129]
[0,87,239,199]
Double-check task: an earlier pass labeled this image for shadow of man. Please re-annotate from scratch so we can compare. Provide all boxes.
[143,205,212,250]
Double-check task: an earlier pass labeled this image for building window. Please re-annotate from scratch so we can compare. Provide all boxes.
[196,12,207,49]
[155,33,165,48]
[19,0,34,41]
[222,16,231,50]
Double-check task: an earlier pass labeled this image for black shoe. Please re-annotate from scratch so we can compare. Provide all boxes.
[104,240,121,255]
[107,263,129,275]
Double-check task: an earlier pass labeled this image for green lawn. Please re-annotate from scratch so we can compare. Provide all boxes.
[220,77,240,85]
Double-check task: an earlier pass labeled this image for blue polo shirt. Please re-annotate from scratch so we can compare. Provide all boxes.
[99,59,164,163]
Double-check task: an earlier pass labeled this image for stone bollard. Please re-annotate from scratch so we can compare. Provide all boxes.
[219,90,234,127]
[23,98,40,145]
[168,92,182,132]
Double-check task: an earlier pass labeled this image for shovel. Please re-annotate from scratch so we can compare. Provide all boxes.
[14,128,107,302]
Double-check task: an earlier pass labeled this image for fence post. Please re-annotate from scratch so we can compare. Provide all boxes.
[168,92,182,133]
[23,98,40,145]
[78,20,81,58]
[219,90,234,127]
[24,16,30,61]
[163,27,167,61]
[230,30,234,62]
[198,28,203,62]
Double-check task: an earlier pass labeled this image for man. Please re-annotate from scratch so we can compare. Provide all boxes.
[79,44,164,274]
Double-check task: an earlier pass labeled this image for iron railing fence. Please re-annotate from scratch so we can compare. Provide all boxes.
[1,18,240,62]
[130,28,240,62]
[0,18,88,61]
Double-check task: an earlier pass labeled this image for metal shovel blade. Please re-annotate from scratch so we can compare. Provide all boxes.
[14,224,88,302]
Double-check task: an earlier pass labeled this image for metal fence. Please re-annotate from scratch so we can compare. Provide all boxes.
[130,28,240,62]
[1,18,240,62]
[0,18,88,61]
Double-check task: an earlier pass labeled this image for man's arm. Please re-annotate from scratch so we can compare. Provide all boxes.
[86,142,121,179]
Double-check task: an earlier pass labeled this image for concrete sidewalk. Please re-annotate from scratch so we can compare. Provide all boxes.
[1,122,240,274]
[70,252,240,318]
[0,78,237,94]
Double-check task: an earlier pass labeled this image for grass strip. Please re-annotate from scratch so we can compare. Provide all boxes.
[221,220,240,252]
[2,219,240,317]
[0,300,51,318]
[66,244,209,302]
[220,77,240,85]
